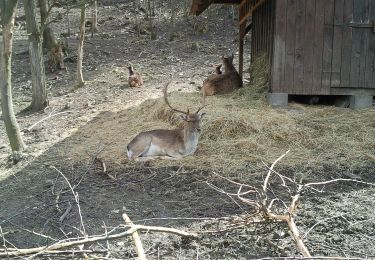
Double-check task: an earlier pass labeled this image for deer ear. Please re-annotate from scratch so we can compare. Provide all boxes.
[178,114,187,121]
[199,112,206,119]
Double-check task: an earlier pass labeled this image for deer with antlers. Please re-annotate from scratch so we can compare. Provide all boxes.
[126,83,206,160]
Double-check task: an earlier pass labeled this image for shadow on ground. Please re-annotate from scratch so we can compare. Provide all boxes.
[1,109,375,259]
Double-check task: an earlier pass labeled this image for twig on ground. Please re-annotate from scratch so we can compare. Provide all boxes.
[21,228,58,243]
[59,201,72,222]
[51,166,86,235]
[102,221,111,258]
[303,214,346,239]
[303,178,375,189]
[0,226,9,257]
[122,214,146,260]
[95,158,117,181]
[74,143,107,188]
[0,220,198,257]
[262,150,290,192]
[26,111,73,132]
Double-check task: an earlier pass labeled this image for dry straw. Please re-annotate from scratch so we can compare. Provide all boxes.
[118,90,374,172]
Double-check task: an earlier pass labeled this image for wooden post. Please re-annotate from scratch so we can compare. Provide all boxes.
[239,34,244,79]
[238,4,245,79]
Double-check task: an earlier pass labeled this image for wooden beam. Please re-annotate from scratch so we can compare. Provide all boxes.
[191,0,242,15]
[239,0,266,25]
[239,35,244,79]
[212,0,241,4]
[245,22,252,35]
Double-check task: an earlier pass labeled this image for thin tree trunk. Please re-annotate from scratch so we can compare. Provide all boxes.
[39,0,58,49]
[66,3,71,36]
[147,0,156,40]
[0,1,26,153]
[76,0,86,87]
[24,0,48,112]
[91,0,98,33]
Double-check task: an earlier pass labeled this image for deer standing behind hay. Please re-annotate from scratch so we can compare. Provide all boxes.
[126,83,206,161]
[201,54,242,99]
[127,65,143,87]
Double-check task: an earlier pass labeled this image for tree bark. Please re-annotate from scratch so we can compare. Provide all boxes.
[0,1,27,153]
[24,0,48,112]
[39,0,58,50]
[91,0,98,33]
[76,0,86,87]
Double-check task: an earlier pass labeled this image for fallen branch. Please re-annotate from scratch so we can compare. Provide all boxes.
[211,151,375,258]
[95,158,117,181]
[123,214,146,260]
[262,150,290,192]
[0,219,198,257]
[26,110,73,131]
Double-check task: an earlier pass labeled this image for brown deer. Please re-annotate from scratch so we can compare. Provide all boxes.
[201,54,242,99]
[47,44,65,72]
[126,83,206,161]
[127,65,143,87]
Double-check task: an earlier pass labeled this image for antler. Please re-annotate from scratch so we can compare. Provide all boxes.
[196,104,207,113]
[163,82,188,115]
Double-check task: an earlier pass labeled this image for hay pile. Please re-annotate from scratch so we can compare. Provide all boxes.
[117,91,374,171]
[236,52,270,99]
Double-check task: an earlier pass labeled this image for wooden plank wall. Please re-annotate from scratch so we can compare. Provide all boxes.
[251,0,275,61]
[271,0,375,95]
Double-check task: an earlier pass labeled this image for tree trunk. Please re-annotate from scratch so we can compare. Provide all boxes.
[0,1,27,153]
[91,0,98,33]
[146,0,156,40]
[39,0,58,50]
[24,0,48,112]
[76,0,86,87]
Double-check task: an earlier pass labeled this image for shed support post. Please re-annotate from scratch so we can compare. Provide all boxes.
[267,92,288,107]
[239,35,244,79]
[349,95,373,109]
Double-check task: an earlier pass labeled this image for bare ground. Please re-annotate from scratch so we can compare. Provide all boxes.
[1,2,375,259]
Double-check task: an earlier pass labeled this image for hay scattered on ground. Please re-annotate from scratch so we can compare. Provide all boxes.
[109,91,374,172]
[59,57,374,173]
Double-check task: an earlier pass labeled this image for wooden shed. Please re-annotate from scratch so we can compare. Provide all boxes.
[190,0,375,107]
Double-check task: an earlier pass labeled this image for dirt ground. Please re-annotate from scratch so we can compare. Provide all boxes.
[1,1,375,259]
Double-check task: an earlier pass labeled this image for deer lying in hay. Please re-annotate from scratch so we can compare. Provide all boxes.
[127,65,143,87]
[126,83,206,161]
[201,54,242,100]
